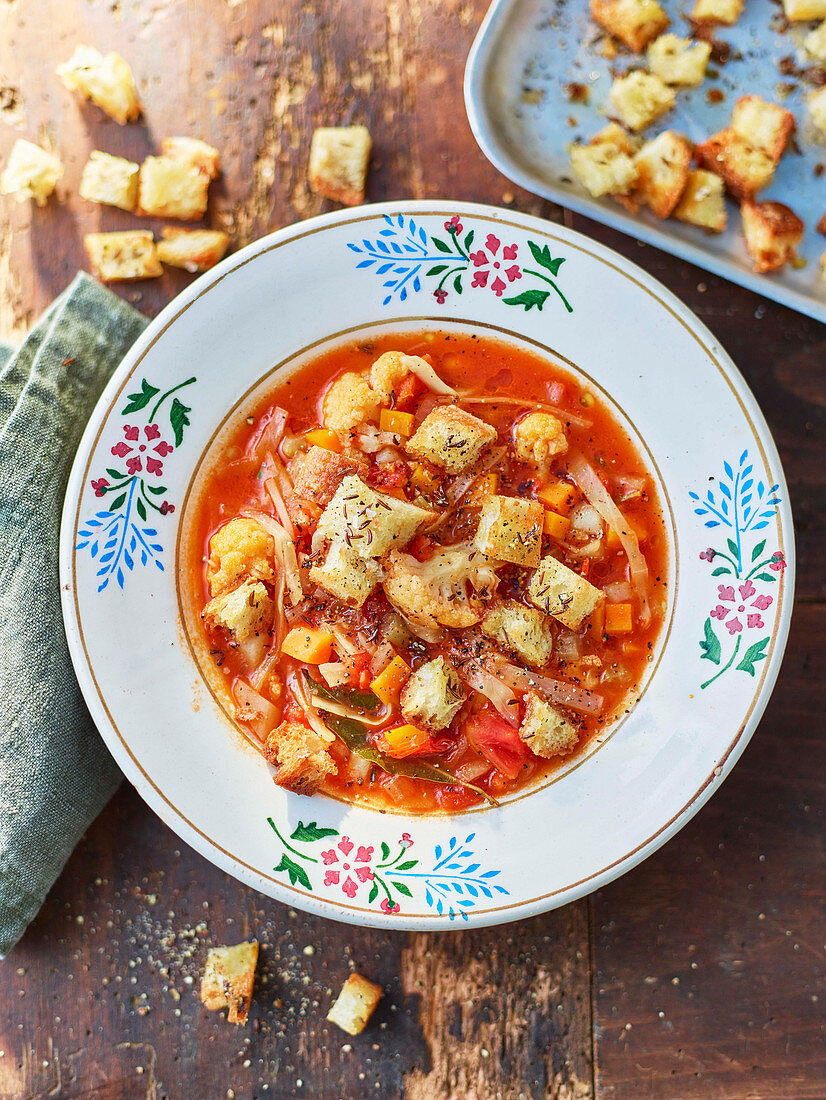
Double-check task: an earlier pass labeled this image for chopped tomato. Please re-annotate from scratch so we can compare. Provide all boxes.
[435,784,480,811]
[407,534,435,562]
[347,652,372,690]
[366,460,410,496]
[282,698,306,724]
[464,708,528,781]
[393,373,425,411]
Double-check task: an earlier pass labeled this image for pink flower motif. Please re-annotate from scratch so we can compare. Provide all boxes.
[145,424,161,440]
[356,866,374,883]
[321,849,338,865]
[338,836,354,857]
[747,613,764,629]
[444,215,463,234]
[126,456,142,474]
[739,580,756,600]
[355,845,373,863]
[711,605,729,620]
[717,585,735,602]
[159,501,175,515]
[485,233,500,255]
[434,288,447,304]
[324,869,340,886]
[146,457,163,476]
[91,477,109,497]
[380,898,400,914]
[400,833,413,848]
[470,250,489,268]
[726,617,743,635]
[770,552,786,572]
[502,243,518,260]
[491,276,506,298]
[752,594,772,611]
[155,441,173,457]
[472,270,489,288]
[341,877,358,898]
[111,441,131,458]
[505,265,521,283]
[699,548,715,562]
[124,424,140,442]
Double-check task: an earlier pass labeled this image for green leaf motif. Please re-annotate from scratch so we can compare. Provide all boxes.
[106,467,126,480]
[170,397,191,447]
[146,484,167,496]
[136,497,147,521]
[396,860,418,871]
[736,637,769,677]
[528,241,566,276]
[699,618,722,665]
[274,854,312,890]
[711,566,731,577]
[391,882,413,897]
[503,289,550,312]
[464,229,475,249]
[751,539,766,562]
[109,492,126,510]
[426,264,448,276]
[291,820,338,843]
[368,882,379,904]
[754,572,776,583]
[380,841,390,862]
[453,274,463,295]
[727,538,739,558]
[122,379,159,414]
[432,236,452,254]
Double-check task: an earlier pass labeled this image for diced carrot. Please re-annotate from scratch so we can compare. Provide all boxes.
[466,471,499,504]
[380,408,415,437]
[410,462,439,494]
[589,602,606,637]
[543,510,571,541]
[305,427,341,453]
[606,516,647,552]
[370,655,411,706]
[281,624,335,663]
[605,603,634,634]
[538,480,575,514]
[378,723,433,758]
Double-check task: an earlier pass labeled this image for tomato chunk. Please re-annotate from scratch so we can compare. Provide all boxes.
[464,708,527,780]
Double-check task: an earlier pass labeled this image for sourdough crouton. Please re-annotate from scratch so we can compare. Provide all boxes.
[79,151,140,211]
[804,20,826,61]
[264,720,337,795]
[138,156,210,220]
[646,34,711,85]
[696,130,775,200]
[590,0,669,52]
[633,130,692,218]
[609,71,675,132]
[322,371,382,437]
[741,201,804,274]
[481,602,554,668]
[406,406,497,474]
[474,495,543,568]
[83,231,162,282]
[292,446,368,507]
[569,123,640,198]
[809,87,826,134]
[316,475,434,560]
[207,517,275,596]
[673,169,727,231]
[202,579,273,642]
[308,125,372,206]
[783,0,826,19]
[731,96,795,163]
[691,0,743,23]
[161,135,221,179]
[327,973,383,1036]
[56,45,141,124]
[382,546,497,634]
[528,555,605,630]
[400,657,465,730]
[513,412,568,467]
[156,227,230,272]
[201,941,259,1025]
[0,140,63,206]
[309,539,382,606]
[520,693,579,758]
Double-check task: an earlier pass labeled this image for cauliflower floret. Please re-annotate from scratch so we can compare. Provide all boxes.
[207,517,275,597]
[383,545,499,637]
[315,475,434,560]
[309,540,382,607]
[481,601,554,668]
[264,720,337,795]
[519,692,579,758]
[202,579,273,642]
[513,412,568,468]
[400,657,465,730]
[369,350,439,402]
[322,371,382,437]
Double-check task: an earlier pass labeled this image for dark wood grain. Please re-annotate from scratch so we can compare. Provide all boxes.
[0,1,824,1098]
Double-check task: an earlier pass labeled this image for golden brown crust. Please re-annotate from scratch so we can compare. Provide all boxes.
[741,200,804,273]
[731,95,795,163]
[156,228,230,272]
[265,721,337,795]
[308,125,372,206]
[200,941,259,1025]
[590,0,669,51]
[83,231,162,282]
[673,169,727,232]
[291,445,369,507]
[137,156,210,220]
[695,129,775,201]
[327,973,383,1035]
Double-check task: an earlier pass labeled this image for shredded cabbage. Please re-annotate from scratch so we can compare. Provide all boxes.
[458,662,520,727]
[494,660,604,715]
[243,511,304,607]
[233,679,277,740]
[407,358,457,395]
[458,394,591,430]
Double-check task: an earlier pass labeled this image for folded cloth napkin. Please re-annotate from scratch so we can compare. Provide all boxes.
[0,273,147,957]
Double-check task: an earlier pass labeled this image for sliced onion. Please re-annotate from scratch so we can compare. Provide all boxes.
[330,625,359,656]
[265,478,297,538]
[309,693,391,728]
[407,358,457,395]
[371,641,396,677]
[614,473,647,502]
[238,633,266,670]
[233,678,277,740]
[454,760,491,783]
[458,394,591,430]
[319,661,351,688]
[289,671,334,743]
[604,580,633,603]
[495,661,604,715]
[459,662,520,727]
[246,406,288,460]
[555,631,583,661]
[375,446,401,464]
[569,502,604,538]
[546,380,565,404]
[243,511,304,607]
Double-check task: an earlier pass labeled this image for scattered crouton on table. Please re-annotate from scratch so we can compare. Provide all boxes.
[83,230,162,282]
[309,125,372,206]
[327,973,383,1036]
[56,44,141,124]
[200,941,259,1026]
[0,139,63,206]
[156,228,230,272]
[79,150,140,212]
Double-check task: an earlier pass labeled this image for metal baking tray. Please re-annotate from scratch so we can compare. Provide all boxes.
[465,0,826,322]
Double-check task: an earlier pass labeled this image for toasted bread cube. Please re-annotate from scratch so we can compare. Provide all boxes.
[161,135,221,179]
[207,517,275,596]
[308,125,372,206]
[310,540,382,606]
[731,96,795,163]
[83,230,162,282]
[474,495,543,568]
[481,602,554,669]
[0,139,63,206]
[202,579,273,642]
[647,34,711,85]
[79,150,140,211]
[406,406,497,474]
[810,87,826,134]
[691,0,743,22]
[696,129,775,200]
[570,142,638,198]
[673,169,727,232]
[528,555,605,630]
[520,693,579,759]
[741,200,804,274]
[56,45,140,125]
[633,130,692,218]
[783,0,826,19]
[590,0,669,51]
[513,412,568,467]
[400,657,465,730]
[264,720,337,795]
[323,371,382,437]
[138,156,210,220]
[316,475,433,561]
[201,941,259,1025]
[157,227,230,272]
[291,446,368,507]
[609,71,675,132]
[327,973,383,1036]
[805,20,826,61]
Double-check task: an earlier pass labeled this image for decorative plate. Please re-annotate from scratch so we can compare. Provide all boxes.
[60,201,793,929]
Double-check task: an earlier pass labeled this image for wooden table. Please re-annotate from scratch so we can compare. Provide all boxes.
[1,2,824,1097]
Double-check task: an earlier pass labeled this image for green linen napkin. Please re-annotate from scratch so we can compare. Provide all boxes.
[0,273,147,957]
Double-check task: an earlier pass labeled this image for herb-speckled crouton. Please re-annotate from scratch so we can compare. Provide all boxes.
[673,169,727,232]
[528,555,605,630]
[783,0,826,20]
[0,140,63,206]
[400,657,465,730]
[201,941,259,1025]
[647,34,711,86]
[315,475,434,560]
[308,125,372,206]
[633,130,692,218]
[474,495,544,568]
[741,201,804,274]
[157,228,230,272]
[513,412,568,467]
[805,20,826,61]
[56,45,141,124]
[731,96,795,163]
[569,124,640,199]
[292,446,369,507]
[609,71,675,132]
[327,973,383,1035]
[809,87,826,134]
[322,371,382,437]
[406,406,497,474]
[519,693,579,758]
[138,156,210,220]
[309,539,382,606]
[590,0,669,51]
[481,601,554,669]
[79,151,139,211]
[202,579,273,642]
[691,0,743,23]
[83,231,162,282]
[264,720,337,795]
[161,136,221,179]
[695,130,775,201]
[207,517,275,597]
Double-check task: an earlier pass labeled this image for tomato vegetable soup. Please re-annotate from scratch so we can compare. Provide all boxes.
[183,332,668,813]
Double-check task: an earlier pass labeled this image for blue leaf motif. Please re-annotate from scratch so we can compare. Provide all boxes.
[724,461,734,479]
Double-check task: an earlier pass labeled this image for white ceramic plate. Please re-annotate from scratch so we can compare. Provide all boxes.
[60,201,794,929]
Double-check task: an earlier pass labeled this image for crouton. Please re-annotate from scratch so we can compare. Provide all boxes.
[741,200,804,274]
[691,0,743,23]
[673,168,727,232]
[327,973,383,1036]
[696,130,775,201]
[633,130,692,218]
[400,657,465,730]
[810,87,826,134]
[0,140,63,206]
[481,602,554,669]
[520,693,579,759]
[646,34,711,85]
[406,406,497,474]
[156,227,230,272]
[56,44,141,124]
[264,720,337,795]
[569,124,640,198]
[207,517,275,596]
[783,0,826,19]
[609,71,675,132]
[161,135,221,179]
[315,475,434,560]
[202,579,273,642]
[83,231,162,282]
[590,0,669,52]
[731,96,795,163]
[513,412,568,467]
[528,555,605,630]
[138,156,210,220]
[322,371,382,437]
[291,446,368,508]
[308,125,372,206]
[201,941,259,1025]
[79,151,140,212]
[383,546,497,634]
[805,20,826,61]
[474,495,543,568]
[309,540,382,606]
[369,350,437,402]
